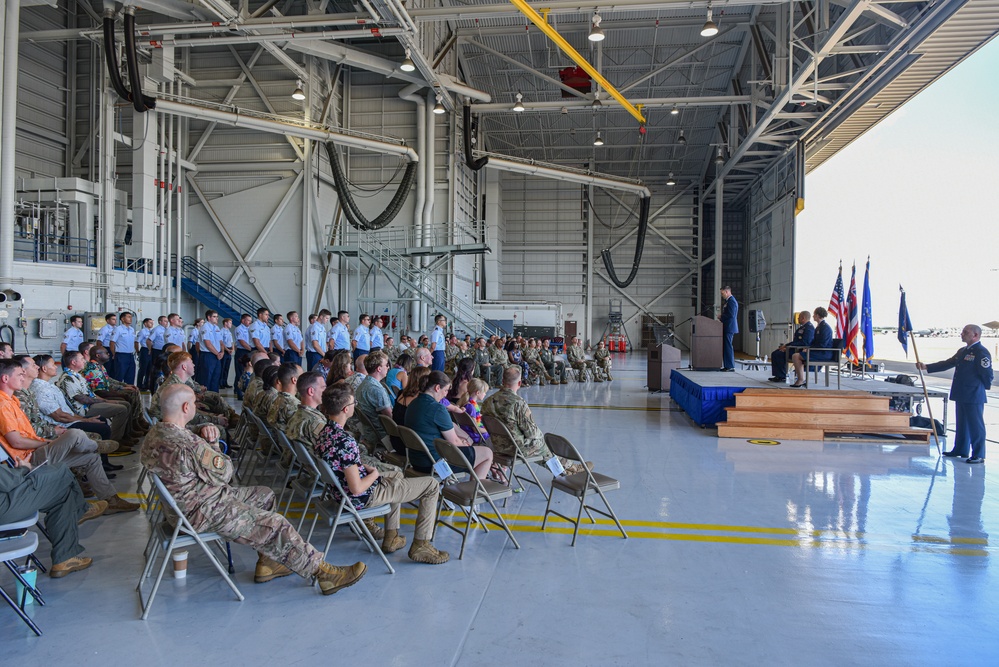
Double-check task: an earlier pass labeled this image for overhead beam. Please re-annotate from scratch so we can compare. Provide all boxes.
[471,95,750,114]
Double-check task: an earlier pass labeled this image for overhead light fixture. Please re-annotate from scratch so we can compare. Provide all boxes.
[594,132,604,146]
[701,7,719,37]
[433,94,446,115]
[678,130,687,145]
[670,104,679,116]
[591,96,602,108]
[666,172,676,186]
[715,147,725,165]
[513,92,525,112]
[400,50,416,72]
[588,12,605,42]
[291,79,305,101]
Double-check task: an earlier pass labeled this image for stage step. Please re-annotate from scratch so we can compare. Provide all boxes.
[719,388,927,443]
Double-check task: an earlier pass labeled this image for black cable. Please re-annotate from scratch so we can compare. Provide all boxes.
[463,105,488,171]
[103,13,155,110]
[122,10,155,112]
[324,142,418,231]
[601,196,651,288]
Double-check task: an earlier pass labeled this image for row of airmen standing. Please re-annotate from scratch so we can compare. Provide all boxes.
[60,307,443,395]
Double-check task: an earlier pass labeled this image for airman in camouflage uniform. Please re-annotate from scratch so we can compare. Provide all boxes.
[481,379,551,459]
[539,343,569,384]
[567,338,601,382]
[522,344,551,386]
[382,339,400,366]
[593,340,613,381]
[488,340,509,386]
[266,391,299,432]
[444,337,461,376]
[140,387,366,595]
[151,373,227,428]
[242,376,264,411]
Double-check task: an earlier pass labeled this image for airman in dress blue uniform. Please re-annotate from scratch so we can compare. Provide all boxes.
[719,287,739,371]
[918,324,993,463]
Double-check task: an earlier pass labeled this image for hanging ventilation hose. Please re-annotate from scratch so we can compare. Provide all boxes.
[600,196,651,288]
[123,9,155,112]
[102,11,155,111]
[324,142,419,231]
[462,105,488,171]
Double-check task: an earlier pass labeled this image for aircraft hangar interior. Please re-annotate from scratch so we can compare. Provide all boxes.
[1,0,998,662]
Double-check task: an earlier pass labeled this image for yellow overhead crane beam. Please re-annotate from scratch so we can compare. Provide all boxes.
[508,0,647,125]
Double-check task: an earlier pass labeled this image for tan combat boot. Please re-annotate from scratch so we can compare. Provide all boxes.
[408,539,450,564]
[254,554,293,583]
[381,529,407,554]
[314,561,367,595]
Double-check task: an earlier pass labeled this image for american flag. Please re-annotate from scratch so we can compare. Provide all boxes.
[828,264,846,341]
[844,263,860,360]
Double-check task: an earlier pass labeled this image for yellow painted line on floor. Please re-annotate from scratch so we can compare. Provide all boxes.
[527,403,669,412]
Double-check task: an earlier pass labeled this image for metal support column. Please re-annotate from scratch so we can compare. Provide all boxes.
[713,178,723,315]
[585,183,594,344]
[0,0,20,289]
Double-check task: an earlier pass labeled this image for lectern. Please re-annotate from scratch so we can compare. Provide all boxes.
[648,343,682,391]
[690,315,723,370]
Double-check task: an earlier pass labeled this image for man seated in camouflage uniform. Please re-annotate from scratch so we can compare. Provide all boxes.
[522,340,552,386]
[382,337,400,365]
[443,336,461,377]
[241,354,274,412]
[266,363,303,432]
[150,352,236,428]
[539,339,569,384]
[141,383,366,595]
[82,346,150,435]
[567,337,601,382]
[488,338,509,386]
[481,367,588,475]
[593,340,613,381]
[253,366,282,423]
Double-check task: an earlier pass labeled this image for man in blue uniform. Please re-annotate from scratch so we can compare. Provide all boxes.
[352,314,371,362]
[197,311,225,393]
[918,324,993,463]
[284,311,304,366]
[307,310,330,371]
[769,311,813,382]
[147,316,168,390]
[250,307,272,354]
[329,310,351,352]
[233,313,253,380]
[97,313,118,378]
[719,287,739,371]
[61,315,84,357]
[110,312,137,384]
[429,314,447,372]
[220,318,234,388]
[165,313,186,349]
[136,317,155,390]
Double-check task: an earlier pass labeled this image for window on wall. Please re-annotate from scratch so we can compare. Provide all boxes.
[748,211,772,302]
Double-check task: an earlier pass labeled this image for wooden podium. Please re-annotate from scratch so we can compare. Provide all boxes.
[648,343,682,391]
[690,315,722,370]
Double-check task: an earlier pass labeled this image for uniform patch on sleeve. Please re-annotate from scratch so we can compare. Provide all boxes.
[982,357,991,368]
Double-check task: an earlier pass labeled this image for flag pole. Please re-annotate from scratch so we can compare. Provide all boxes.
[908,331,942,455]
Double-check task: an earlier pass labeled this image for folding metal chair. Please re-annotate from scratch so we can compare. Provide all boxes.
[305,457,395,574]
[481,414,550,500]
[353,405,390,455]
[1,530,45,636]
[271,429,301,510]
[396,425,438,479]
[137,474,244,620]
[282,440,325,530]
[541,433,628,547]
[433,438,520,560]
[377,414,409,470]
[242,411,281,485]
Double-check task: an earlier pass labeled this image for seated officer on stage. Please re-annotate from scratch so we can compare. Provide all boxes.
[141,383,366,594]
[790,307,834,388]
[769,311,814,382]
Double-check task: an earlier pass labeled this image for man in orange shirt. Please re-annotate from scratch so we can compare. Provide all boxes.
[0,358,137,514]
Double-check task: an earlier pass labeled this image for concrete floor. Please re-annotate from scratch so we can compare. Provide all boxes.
[3,354,996,665]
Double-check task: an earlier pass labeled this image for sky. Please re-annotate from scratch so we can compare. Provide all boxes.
[795,35,999,329]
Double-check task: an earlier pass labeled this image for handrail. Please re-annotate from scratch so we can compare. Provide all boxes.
[181,256,264,315]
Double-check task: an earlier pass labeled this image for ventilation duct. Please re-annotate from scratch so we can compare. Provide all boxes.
[600,196,651,288]
[324,142,418,231]
[462,105,488,171]
[103,10,155,111]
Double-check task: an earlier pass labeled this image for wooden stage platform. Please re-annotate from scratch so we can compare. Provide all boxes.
[668,367,948,435]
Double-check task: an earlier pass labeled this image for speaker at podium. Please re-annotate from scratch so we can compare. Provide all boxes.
[690,315,723,370]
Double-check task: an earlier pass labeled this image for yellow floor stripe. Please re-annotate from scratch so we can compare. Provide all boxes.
[121,493,988,556]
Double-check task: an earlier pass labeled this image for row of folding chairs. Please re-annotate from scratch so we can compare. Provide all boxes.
[1,447,48,636]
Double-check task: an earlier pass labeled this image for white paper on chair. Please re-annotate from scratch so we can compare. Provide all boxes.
[545,456,565,476]
[433,459,454,479]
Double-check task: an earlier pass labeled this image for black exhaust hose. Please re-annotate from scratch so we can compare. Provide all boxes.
[462,105,488,171]
[324,142,419,231]
[123,10,155,112]
[103,15,133,102]
[601,196,651,288]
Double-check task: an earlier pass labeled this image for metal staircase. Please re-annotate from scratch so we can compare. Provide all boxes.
[329,233,499,337]
[180,256,264,321]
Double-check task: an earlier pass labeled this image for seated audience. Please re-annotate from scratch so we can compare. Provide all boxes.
[141,384,366,595]
[55,351,134,447]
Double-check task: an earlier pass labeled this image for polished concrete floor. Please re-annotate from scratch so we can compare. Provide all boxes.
[3,354,997,665]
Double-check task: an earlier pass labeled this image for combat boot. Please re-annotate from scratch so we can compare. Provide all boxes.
[314,560,367,595]
[408,540,450,564]
[381,529,407,553]
[606,373,614,381]
[104,494,140,514]
[255,554,293,583]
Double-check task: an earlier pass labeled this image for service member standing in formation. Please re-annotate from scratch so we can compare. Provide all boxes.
[147,316,168,390]
[250,308,272,354]
[61,315,84,357]
[918,324,994,464]
[233,313,253,375]
[97,312,118,378]
[165,313,187,349]
[141,383,367,594]
[369,316,384,353]
[719,286,739,372]
[329,310,351,352]
[220,318,235,389]
[270,314,286,358]
[308,310,331,370]
[430,314,447,372]
[136,318,155,391]
[110,312,138,385]
[284,311,304,366]
[352,314,371,362]
[197,311,225,393]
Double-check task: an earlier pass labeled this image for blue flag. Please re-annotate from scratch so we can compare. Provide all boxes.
[861,259,873,359]
[898,286,912,356]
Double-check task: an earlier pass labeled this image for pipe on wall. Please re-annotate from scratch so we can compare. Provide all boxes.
[398,83,426,245]
[0,0,21,288]
[482,156,651,198]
